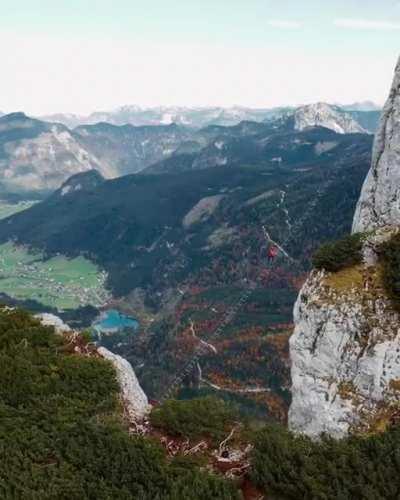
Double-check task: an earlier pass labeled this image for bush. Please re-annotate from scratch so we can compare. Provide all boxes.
[80,328,93,344]
[250,423,400,500]
[312,233,365,272]
[379,232,400,312]
[150,396,238,442]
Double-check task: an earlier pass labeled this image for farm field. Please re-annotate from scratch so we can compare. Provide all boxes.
[0,242,110,310]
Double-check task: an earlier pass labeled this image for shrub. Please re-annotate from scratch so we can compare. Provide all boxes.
[251,423,400,500]
[80,329,93,344]
[379,232,400,312]
[312,233,365,272]
[150,396,238,442]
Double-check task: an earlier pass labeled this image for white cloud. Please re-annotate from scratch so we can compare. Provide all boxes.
[334,18,400,30]
[267,20,302,29]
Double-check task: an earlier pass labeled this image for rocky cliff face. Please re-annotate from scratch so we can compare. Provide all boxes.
[289,231,400,438]
[98,347,151,423]
[289,58,400,438]
[353,57,400,233]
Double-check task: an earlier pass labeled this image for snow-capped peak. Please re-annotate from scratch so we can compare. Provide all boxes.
[293,102,367,134]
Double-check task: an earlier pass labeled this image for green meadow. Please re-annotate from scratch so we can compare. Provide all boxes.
[0,242,110,310]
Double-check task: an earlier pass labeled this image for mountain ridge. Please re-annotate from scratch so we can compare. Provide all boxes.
[38,103,380,132]
[0,104,377,195]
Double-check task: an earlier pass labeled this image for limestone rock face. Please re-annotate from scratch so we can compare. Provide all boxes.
[289,262,400,439]
[98,347,151,422]
[353,57,400,233]
[289,57,400,438]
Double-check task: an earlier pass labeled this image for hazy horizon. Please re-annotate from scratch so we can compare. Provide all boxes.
[0,100,382,120]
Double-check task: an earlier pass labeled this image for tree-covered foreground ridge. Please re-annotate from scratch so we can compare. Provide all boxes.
[3,305,400,500]
[0,307,242,500]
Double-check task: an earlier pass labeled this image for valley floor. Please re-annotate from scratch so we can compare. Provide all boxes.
[0,242,110,310]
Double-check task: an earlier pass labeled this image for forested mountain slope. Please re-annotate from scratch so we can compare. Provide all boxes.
[0,129,372,299]
[0,126,373,416]
[147,122,371,174]
[73,122,198,175]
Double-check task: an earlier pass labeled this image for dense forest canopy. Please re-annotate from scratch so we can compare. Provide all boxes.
[251,424,400,500]
[0,307,239,499]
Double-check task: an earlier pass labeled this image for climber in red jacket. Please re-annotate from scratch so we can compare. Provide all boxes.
[267,244,279,263]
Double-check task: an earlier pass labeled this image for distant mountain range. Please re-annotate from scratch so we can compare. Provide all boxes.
[40,106,292,129]
[340,100,382,112]
[37,102,381,130]
[0,103,380,196]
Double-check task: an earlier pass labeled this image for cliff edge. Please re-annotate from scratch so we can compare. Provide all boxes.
[289,58,400,438]
[353,57,400,233]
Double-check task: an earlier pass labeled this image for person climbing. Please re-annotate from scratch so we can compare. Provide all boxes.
[267,244,278,263]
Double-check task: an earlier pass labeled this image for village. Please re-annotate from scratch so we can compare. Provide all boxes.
[0,241,111,310]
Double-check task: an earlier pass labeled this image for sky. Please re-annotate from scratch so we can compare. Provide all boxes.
[1,0,400,115]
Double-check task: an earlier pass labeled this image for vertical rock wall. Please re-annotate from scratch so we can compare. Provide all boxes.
[289,57,400,438]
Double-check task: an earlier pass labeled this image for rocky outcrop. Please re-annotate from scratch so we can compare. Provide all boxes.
[353,57,400,233]
[182,195,225,228]
[289,247,400,438]
[289,58,400,438]
[35,313,71,333]
[98,347,150,422]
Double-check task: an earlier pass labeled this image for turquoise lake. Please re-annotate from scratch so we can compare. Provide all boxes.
[92,309,139,333]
